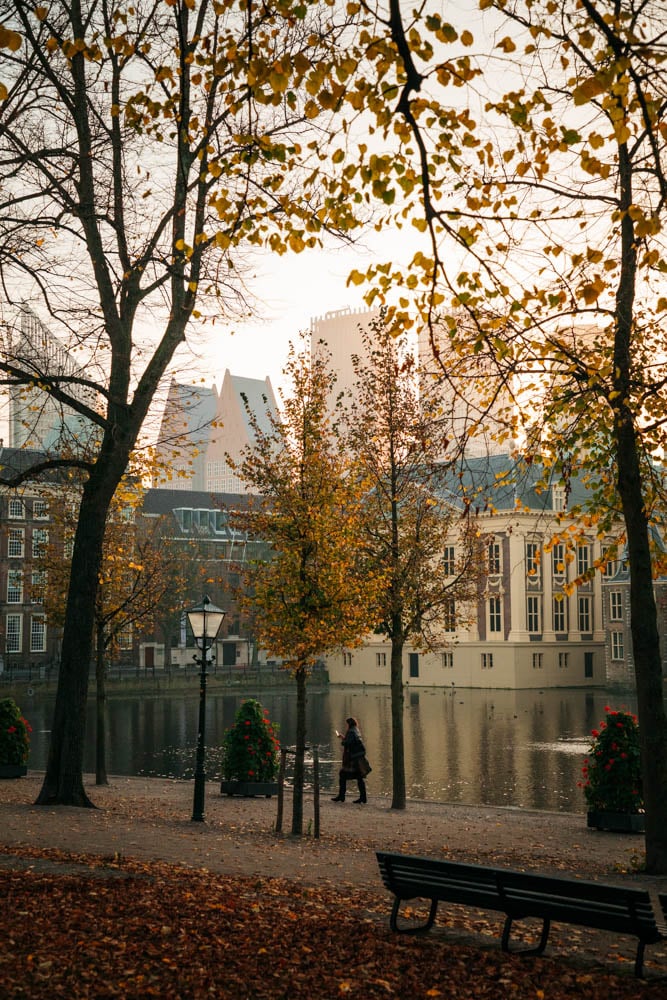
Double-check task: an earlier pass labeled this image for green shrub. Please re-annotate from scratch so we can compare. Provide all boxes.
[221,699,279,783]
[581,707,643,814]
[0,698,32,766]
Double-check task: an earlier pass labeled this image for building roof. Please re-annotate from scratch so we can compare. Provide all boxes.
[433,453,596,513]
[141,487,254,516]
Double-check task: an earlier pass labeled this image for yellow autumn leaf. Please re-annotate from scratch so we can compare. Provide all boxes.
[572,77,605,105]
[0,25,22,50]
[497,36,516,54]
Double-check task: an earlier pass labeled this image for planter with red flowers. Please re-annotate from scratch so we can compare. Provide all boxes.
[581,707,645,834]
[0,697,31,778]
[220,699,280,798]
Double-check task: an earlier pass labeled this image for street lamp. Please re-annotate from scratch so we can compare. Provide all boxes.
[186,594,226,822]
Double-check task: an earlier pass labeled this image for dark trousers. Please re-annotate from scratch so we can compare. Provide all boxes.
[338,767,366,802]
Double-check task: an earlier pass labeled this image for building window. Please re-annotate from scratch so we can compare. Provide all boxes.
[488,540,501,575]
[117,627,133,649]
[601,545,618,578]
[552,543,567,579]
[610,591,623,621]
[532,652,543,669]
[611,631,624,660]
[6,614,22,653]
[7,570,23,604]
[30,616,46,653]
[343,651,353,666]
[578,595,592,633]
[558,652,569,669]
[527,595,541,633]
[32,528,49,558]
[481,653,493,669]
[31,571,47,604]
[443,598,456,633]
[443,545,456,576]
[552,485,566,512]
[8,528,25,558]
[577,543,590,578]
[376,652,387,667]
[526,541,541,579]
[489,596,502,633]
[442,651,453,668]
[553,594,567,633]
[33,500,49,520]
[8,498,25,519]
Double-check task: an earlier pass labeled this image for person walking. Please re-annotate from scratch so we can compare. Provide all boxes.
[331,716,370,804]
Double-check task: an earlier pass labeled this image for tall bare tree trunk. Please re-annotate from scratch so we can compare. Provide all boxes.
[36,444,129,806]
[291,666,308,836]
[390,631,406,810]
[36,485,109,805]
[614,141,667,873]
[95,621,108,786]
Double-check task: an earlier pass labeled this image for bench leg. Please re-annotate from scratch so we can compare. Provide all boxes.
[635,941,646,979]
[501,915,550,956]
[389,896,439,934]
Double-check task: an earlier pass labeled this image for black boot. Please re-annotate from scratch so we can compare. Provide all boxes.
[331,794,344,802]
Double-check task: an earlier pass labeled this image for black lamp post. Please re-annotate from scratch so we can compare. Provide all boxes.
[186,594,226,822]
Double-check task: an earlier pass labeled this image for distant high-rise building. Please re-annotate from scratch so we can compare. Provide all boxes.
[154,370,278,493]
[2,305,99,453]
[310,307,378,413]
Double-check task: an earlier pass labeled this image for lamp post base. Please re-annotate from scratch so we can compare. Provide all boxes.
[192,771,206,822]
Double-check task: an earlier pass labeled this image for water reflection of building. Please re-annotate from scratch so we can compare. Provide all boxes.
[25,686,616,812]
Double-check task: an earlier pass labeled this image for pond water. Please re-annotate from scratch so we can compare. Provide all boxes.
[20,685,639,812]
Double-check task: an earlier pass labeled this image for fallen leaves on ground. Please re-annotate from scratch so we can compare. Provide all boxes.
[0,847,664,999]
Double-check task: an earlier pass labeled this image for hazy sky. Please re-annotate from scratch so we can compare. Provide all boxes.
[183,245,368,394]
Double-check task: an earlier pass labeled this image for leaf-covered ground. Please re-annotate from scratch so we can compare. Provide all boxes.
[0,847,664,999]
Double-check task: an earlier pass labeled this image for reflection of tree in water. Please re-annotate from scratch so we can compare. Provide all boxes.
[23,687,637,810]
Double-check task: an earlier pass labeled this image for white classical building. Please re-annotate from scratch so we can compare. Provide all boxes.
[326,456,609,689]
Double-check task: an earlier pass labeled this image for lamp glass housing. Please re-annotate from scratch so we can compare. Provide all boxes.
[186,595,226,650]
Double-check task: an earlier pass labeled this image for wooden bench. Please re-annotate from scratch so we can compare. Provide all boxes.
[377,851,666,978]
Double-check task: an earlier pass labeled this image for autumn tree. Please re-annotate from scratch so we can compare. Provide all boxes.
[0,0,367,806]
[232,343,381,836]
[344,316,480,810]
[335,2,667,868]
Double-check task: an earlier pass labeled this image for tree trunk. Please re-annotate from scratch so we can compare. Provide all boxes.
[95,623,108,786]
[613,139,667,874]
[615,416,667,872]
[35,449,127,806]
[291,666,307,836]
[390,633,406,810]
